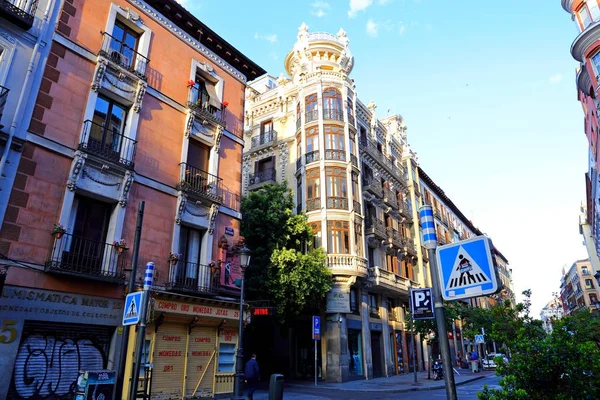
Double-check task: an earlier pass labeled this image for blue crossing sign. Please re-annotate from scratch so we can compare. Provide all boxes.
[123,291,143,326]
[436,236,499,301]
[312,316,321,340]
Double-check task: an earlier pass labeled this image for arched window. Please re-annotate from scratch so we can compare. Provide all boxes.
[305,94,318,122]
[322,88,342,121]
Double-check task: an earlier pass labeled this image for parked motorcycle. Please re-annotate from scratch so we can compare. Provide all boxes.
[432,358,444,380]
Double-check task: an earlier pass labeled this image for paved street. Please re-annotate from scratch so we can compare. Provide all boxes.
[254,373,501,399]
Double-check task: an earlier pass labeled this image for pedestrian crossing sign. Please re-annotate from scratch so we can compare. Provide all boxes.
[123,291,143,326]
[436,236,499,301]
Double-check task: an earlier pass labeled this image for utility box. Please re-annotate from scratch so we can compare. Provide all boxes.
[268,374,284,400]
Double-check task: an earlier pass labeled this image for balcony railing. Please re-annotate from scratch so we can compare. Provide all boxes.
[248,167,276,187]
[100,32,149,79]
[0,85,8,128]
[167,261,220,295]
[404,238,416,255]
[0,0,38,30]
[388,227,403,248]
[79,120,137,169]
[362,176,383,197]
[323,108,344,121]
[365,217,386,238]
[45,233,126,283]
[350,154,358,168]
[305,109,318,123]
[347,113,355,127]
[327,254,368,276]
[353,200,362,214]
[306,198,320,211]
[326,196,348,210]
[250,130,277,148]
[296,157,302,170]
[178,163,223,203]
[324,149,346,161]
[369,306,380,319]
[187,86,226,128]
[383,188,398,209]
[306,150,320,164]
[389,309,399,322]
[400,202,412,217]
[359,136,394,170]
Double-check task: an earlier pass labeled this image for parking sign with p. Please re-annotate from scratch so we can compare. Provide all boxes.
[410,288,434,320]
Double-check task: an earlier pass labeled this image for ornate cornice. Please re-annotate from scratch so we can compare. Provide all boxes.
[127,0,247,83]
[577,64,593,95]
[571,20,600,62]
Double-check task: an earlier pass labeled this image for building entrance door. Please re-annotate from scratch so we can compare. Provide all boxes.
[371,331,383,378]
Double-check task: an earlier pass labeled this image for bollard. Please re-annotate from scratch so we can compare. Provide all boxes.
[268,374,284,400]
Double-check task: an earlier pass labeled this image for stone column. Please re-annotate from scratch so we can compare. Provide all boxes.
[326,313,349,383]
[380,296,392,376]
[360,287,373,379]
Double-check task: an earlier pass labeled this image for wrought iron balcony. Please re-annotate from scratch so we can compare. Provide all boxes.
[365,217,386,239]
[400,202,412,218]
[0,0,38,30]
[404,237,417,255]
[350,154,358,168]
[0,85,8,128]
[383,188,398,209]
[178,162,223,203]
[79,120,137,169]
[324,149,346,161]
[387,227,403,248]
[250,130,277,148]
[306,150,320,164]
[326,196,348,210]
[167,261,220,296]
[305,109,318,123]
[369,306,380,319]
[248,167,276,188]
[187,86,226,128]
[306,198,320,211]
[45,233,126,283]
[347,113,355,127]
[100,32,149,79]
[323,108,344,121]
[362,176,383,197]
[359,136,394,170]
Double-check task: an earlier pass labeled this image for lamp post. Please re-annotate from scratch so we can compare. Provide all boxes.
[233,246,251,399]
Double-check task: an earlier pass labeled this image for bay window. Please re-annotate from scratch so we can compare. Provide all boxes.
[327,220,350,254]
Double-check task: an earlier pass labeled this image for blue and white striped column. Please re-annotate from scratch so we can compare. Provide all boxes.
[419,205,438,250]
[144,262,155,290]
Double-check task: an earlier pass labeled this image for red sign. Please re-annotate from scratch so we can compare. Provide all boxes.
[251,307,274,316]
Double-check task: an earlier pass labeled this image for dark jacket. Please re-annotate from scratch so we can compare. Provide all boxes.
[245,358,260,380]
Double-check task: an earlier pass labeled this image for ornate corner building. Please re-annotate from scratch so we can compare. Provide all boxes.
[561,0,600,294]
[243,24,424,383]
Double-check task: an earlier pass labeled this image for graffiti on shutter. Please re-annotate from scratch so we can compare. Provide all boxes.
[152,323,186,399]
[186,326,217,397]
[8,321,113,400]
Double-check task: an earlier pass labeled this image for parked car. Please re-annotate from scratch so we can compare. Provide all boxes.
[482,353,509,369]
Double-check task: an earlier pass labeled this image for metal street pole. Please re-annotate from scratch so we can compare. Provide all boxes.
[128,262,154,400]
[408,293,418,383]
[420,205,458,400]
[233,247,250,400]
[115,201,145,397]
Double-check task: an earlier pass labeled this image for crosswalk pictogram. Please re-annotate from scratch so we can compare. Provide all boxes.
[445,246,491,291]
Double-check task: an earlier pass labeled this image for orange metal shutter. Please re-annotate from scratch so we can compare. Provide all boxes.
[152,323,187,399]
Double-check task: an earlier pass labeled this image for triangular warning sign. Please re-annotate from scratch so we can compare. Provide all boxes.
[445,246,491,291]
[125,298,138,319]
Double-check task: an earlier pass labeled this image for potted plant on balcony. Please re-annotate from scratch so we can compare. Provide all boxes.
[187,79,195,87]
[51,223,67,239]
[169,252,182,265]
[221,101,229,108]
[113,239,128,254]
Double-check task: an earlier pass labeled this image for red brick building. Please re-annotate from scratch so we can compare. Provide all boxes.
[0,0,264,398]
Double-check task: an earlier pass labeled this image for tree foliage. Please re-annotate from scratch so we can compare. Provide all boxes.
[478,290,600,400]
[241,182,332,321]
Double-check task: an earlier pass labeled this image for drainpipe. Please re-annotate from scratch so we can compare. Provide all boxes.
[0,0,64,184]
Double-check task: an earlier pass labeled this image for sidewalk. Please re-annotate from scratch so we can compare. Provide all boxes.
[254,369,494,400]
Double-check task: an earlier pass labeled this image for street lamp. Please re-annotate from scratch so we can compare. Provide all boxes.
[233,246,251,399]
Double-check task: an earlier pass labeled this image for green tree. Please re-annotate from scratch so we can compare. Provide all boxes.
[478,290,600,400]
[241,182,332,321]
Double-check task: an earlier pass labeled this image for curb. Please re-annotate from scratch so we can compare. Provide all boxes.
[285,374,490,393]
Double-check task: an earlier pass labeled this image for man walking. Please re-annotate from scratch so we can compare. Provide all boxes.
[244,354,260,400]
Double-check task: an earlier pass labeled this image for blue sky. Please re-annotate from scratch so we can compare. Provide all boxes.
[180,0,588,314]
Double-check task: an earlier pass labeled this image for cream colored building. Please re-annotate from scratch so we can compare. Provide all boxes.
[243,24,424,382]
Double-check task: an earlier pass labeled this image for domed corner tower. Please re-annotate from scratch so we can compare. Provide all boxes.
[284,23,354,83]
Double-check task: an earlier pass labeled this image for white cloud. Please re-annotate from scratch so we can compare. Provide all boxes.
[366,19,379,37]
[549,74,563,84]
[378,0,392,4]
[311,1,330,18]
[254,33,278,44]
[348,0,373,18]
[399,25,406,35]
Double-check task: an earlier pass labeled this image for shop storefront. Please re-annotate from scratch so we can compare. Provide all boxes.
[123,294,241,399]
[0,285,124,400]
[347,319,363,378]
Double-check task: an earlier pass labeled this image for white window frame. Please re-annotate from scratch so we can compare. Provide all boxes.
[0,32,16,87]
[104,5,152,62]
